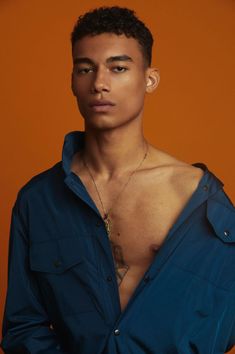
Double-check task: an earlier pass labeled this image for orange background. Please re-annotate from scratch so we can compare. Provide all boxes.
[0,0,234,352]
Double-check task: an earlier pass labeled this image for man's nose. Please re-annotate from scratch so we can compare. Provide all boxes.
[91,67,110,93]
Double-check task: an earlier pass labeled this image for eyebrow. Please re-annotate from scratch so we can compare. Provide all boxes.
[73,55,134,65]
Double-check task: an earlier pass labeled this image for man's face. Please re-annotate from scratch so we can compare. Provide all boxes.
[71,33,155,130]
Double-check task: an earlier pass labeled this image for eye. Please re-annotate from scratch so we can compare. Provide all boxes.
[112,66,128,73]
[76,67,94,74]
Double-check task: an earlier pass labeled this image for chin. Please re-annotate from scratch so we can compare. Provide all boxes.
[82,110,138,131]
[84,119,117,131]
[83,113,120,130]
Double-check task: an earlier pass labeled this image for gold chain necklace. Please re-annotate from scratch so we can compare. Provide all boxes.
[81,141,149,238]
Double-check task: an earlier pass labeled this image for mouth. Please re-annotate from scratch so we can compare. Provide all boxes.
[89,100,116,113]
[90,104,115,113]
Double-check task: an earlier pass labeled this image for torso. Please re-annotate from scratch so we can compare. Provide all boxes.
[71,145,204,312]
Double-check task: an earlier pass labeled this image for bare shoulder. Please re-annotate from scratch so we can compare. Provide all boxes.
[146,144,204,197]
[169,163,204,198]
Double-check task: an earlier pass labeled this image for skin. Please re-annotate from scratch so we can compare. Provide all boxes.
[71,33,160,179]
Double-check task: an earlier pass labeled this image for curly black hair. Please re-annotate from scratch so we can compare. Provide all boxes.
[71,6,153,67]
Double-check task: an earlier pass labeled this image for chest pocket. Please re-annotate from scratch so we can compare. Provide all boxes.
[29,237,84,274]
[29,236,101,316]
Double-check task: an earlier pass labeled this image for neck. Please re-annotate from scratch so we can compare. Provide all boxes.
[82,123,148,180]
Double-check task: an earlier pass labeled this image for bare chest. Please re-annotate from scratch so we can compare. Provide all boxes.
[107,198,175,266]
[71,159,203,311]
[90,182,189,305]
[102,187,189,310]
[106,188,183,269]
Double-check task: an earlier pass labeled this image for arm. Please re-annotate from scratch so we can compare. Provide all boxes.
[1,197,68,354]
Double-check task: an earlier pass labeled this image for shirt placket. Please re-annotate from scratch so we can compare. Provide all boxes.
[64,171,121,323]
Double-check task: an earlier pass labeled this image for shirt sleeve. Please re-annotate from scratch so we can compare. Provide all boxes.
[1,196,68,354]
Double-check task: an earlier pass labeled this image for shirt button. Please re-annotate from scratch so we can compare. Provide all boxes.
[114,329,120,336]
[53,260,62,268]
[144,275,150,283]
[224,230,230,237]
[107,276,112,282]
[95,220,102,227]
[203,185,209,191]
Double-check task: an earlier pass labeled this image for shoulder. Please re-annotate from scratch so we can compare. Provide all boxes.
[146,144,204,197]
[16,161,63,205]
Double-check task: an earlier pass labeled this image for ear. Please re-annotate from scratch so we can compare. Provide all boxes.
[145,68,160,93]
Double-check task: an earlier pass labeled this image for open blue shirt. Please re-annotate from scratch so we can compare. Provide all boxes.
[1,131,235,354]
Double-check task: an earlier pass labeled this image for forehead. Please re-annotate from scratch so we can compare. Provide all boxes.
[72,33,144,65]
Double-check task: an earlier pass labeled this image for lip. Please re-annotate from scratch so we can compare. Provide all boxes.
[89,99,116,113]
[90,104,115,113]
[89,99,115,107]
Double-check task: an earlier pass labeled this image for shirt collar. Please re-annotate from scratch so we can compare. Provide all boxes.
[62,130,86,176]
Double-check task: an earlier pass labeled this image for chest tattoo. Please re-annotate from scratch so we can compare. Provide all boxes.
[110,240,129,286]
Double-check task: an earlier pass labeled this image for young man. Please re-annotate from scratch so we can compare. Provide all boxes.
[1,6,235,354]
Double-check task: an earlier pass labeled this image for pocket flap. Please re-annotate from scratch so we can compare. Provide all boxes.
[207,199,235,243]
[30,237,84,273]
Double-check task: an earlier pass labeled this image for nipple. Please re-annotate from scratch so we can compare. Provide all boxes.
[150,243,160,252]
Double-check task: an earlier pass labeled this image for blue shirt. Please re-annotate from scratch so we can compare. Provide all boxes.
[1,131,235,354]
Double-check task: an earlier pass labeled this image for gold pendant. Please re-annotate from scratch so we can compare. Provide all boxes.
[104,213,111,237]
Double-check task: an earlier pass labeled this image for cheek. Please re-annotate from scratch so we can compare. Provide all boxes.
[116,76,146,106]
[72,78,88,97]
[119,71,146,92]
[72,81,90,112]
